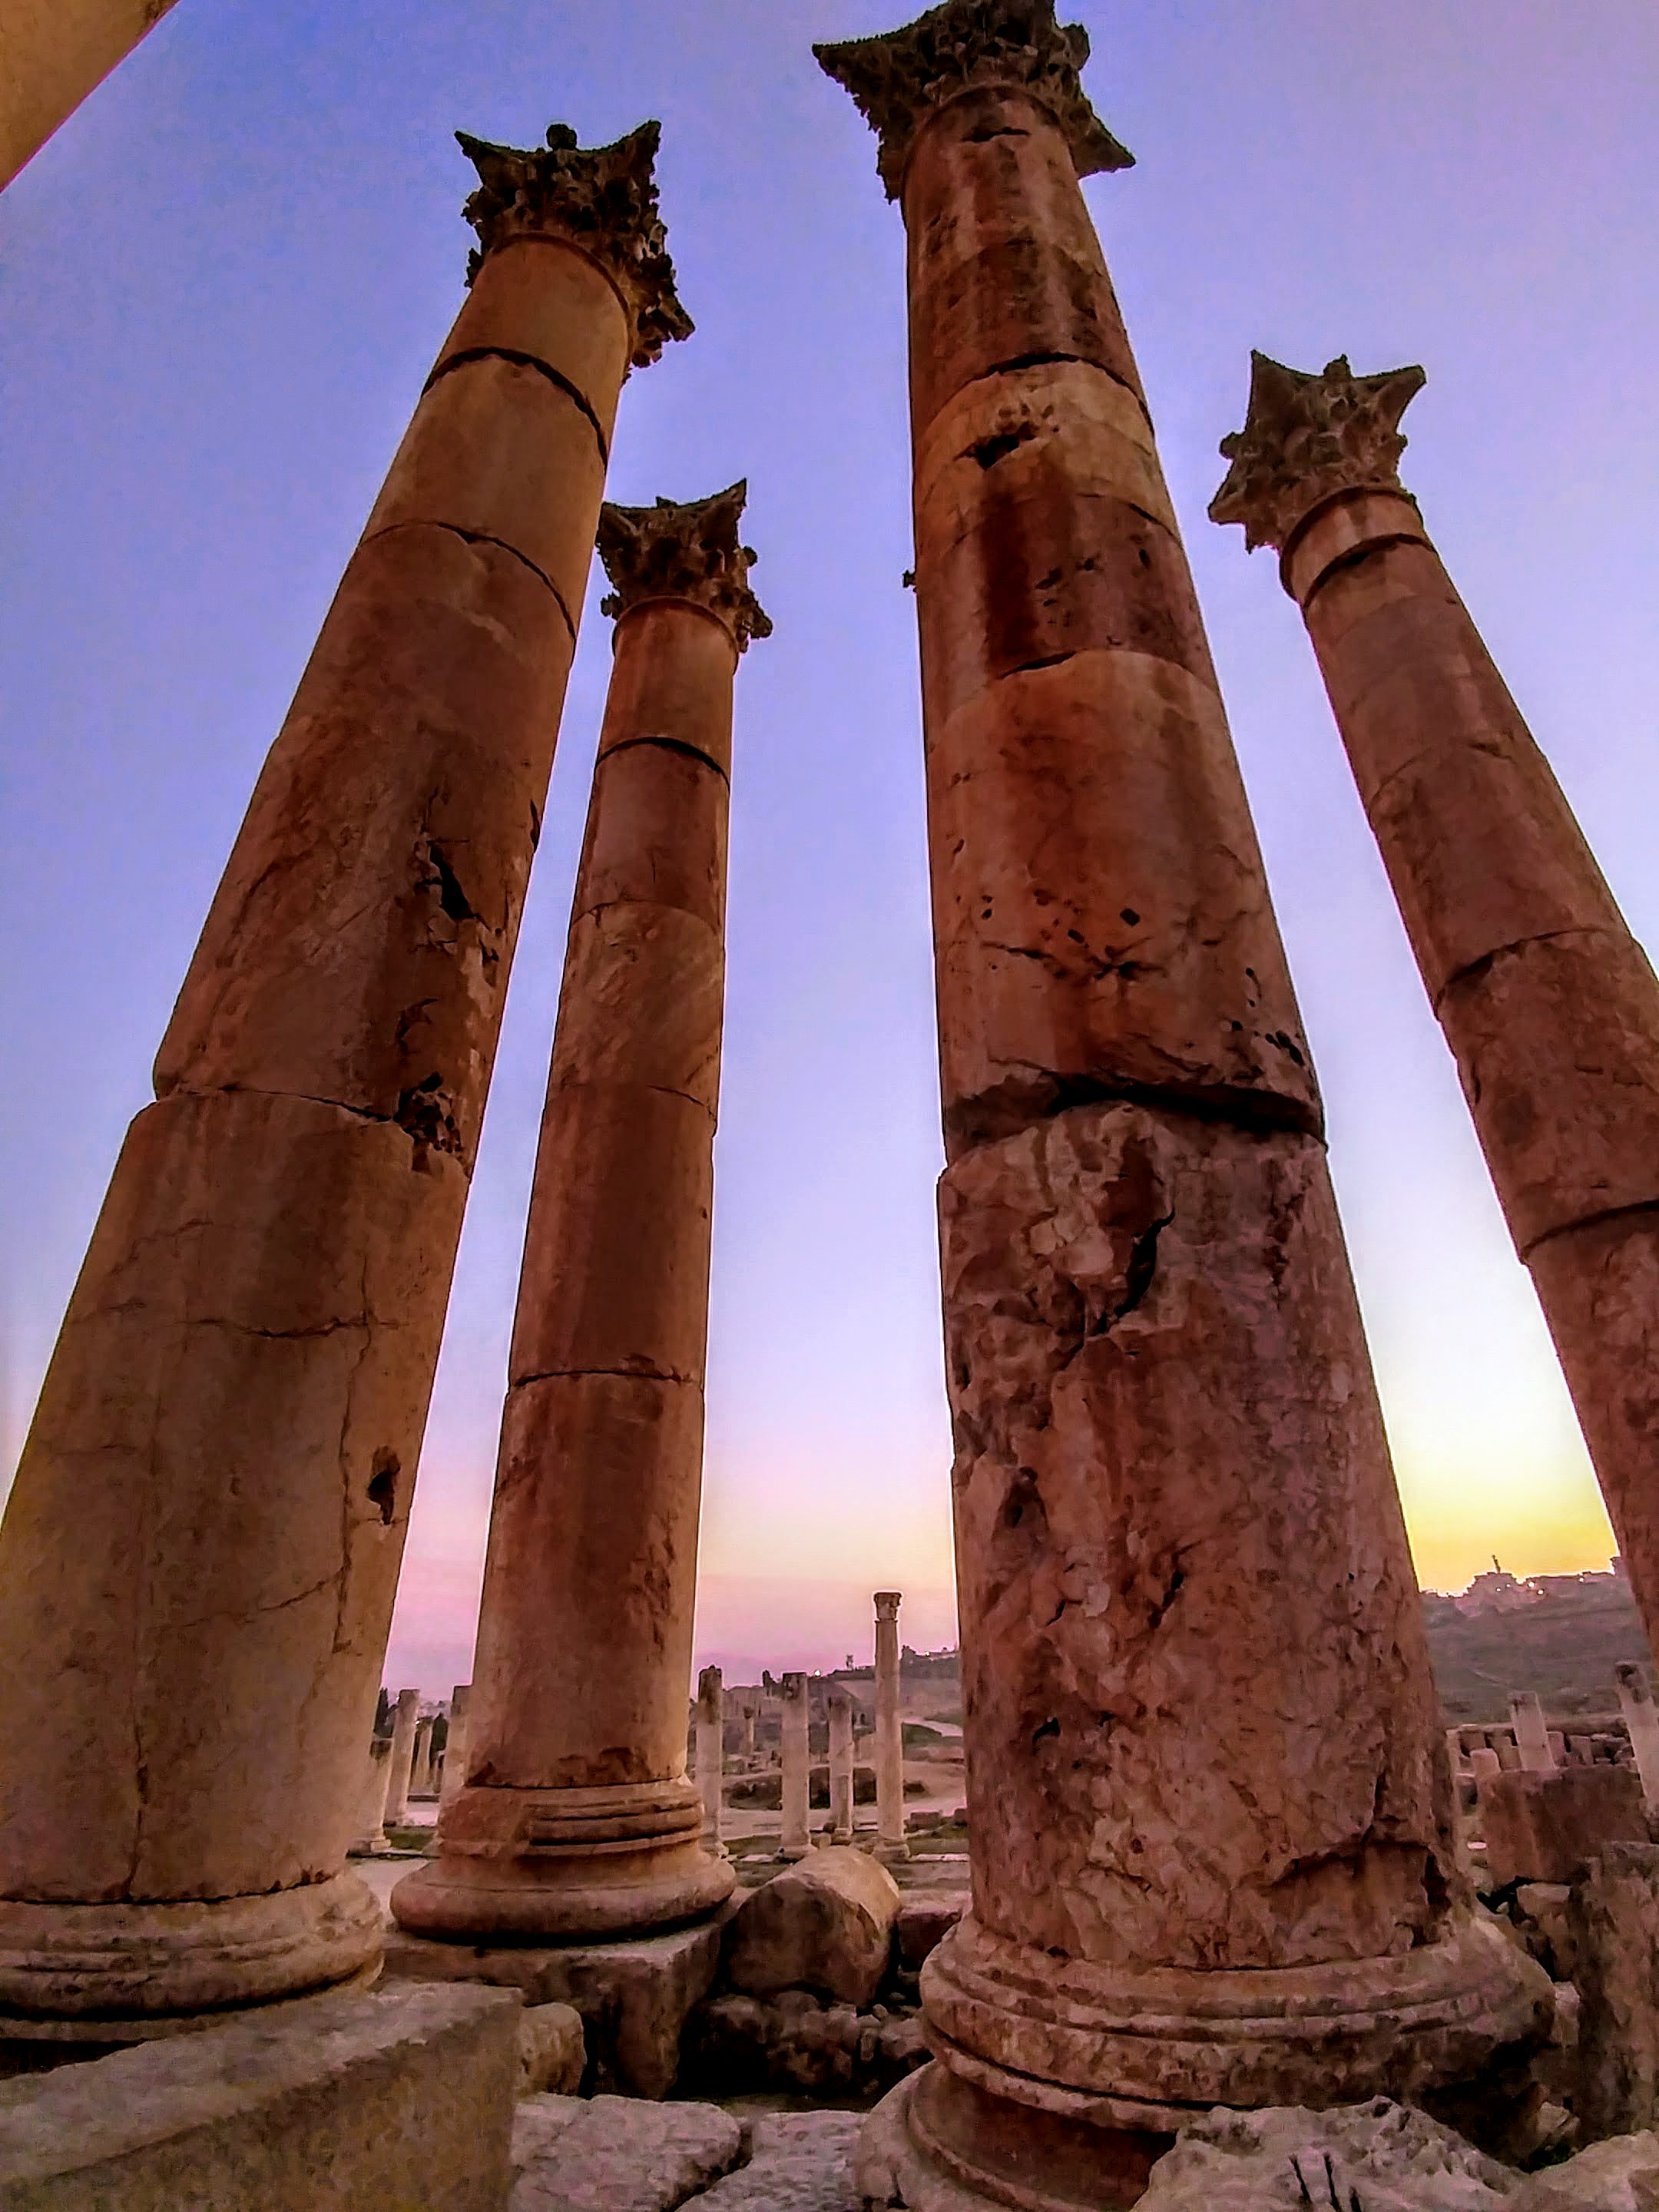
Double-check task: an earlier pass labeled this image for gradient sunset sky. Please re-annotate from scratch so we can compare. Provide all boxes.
[4,1,1656,1690]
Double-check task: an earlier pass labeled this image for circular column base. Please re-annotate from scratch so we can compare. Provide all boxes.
[0,1872,385,2024]
[858,2065,1168,2212]
[391,1777,736,1941]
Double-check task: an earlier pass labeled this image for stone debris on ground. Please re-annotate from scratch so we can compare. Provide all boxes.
[724,1848,901,2009]
[695,2111,863,2210]
[518,2002,585,2096]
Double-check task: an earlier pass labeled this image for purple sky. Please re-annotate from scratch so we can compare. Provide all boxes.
[4,0,1657,1692]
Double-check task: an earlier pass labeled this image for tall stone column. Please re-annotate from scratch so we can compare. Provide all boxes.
[817,8,1548,2203]
[2,0,181,191]
[780,1674,812,1862]
[0,121,688,2036]
[412,1717,435,1799]
[1510,1693,1555,1776]
[1210,352,1659,1665]
[383,1689,421,1828]
[438,1686,471,1811]
[829,1687,856,1846]
[1617,1667,1659,1809]
[742,1702,757,1760]
[392,483,768,1942]
[349,1739,393,1859]
[697,1666,726,1856]
[873,1592,909,1864]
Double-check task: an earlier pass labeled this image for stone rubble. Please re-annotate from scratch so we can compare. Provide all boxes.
[509,2093,743,2212]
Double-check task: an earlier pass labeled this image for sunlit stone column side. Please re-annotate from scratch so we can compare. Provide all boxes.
[0,122,688,2028]
[829,1687,856,1846]
[384,1689,421,1828]
[697,1665,727,1856]
[392,485,767,1942]
[1213,350,1659,1666]
[819,7,1548,2204]
[780,1675,812,1862]
[873,1592,909,1863]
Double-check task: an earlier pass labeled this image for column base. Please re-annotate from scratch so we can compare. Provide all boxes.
[390,1778,735,1942]
[874,1838,912,1866]
[0,1872,384,2023]
[922,1911,1551,2119]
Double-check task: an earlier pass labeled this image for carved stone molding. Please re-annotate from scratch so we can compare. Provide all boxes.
[597,480,773,653]
[1209,351,1427,554]
[456,121,693,369]
[814,0,1132,199]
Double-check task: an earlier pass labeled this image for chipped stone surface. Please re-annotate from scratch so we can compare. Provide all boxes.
[1479,1769,1647,1888]
[1568,1844,1659,2141]
[520,2002,585,2096]
[697,2111,862,2210]
[0,1985,518,2211]
[1138,2098,1514,2210]
[509,2092,741,2211]
[1513,2130,1659,2210]
[896,1897,962,1971]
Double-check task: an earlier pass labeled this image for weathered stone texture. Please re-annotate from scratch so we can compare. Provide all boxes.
[509,2092,741,2212]
[1479,1770,1647,1889]
[697,2111,863,2210]
[1135,2097,1513,2211]
[1568,1844,1659,2143]
[0,1985,518,2211]
[725,1849,901,2009]
[518,2002,584,2097]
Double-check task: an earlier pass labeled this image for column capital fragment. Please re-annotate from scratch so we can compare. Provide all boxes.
[456,121,693,369]
[814,0,1132,200]
[1209,351,1426,554]
[598,480,773,651]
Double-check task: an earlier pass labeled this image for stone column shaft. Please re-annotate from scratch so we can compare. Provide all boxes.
[412,1717,435,1797]
[873,1592,909,1863]
[819,8,1546,2203]
[697,1666,726,1855]
[0,122,688,2029]
[780,1674,811,1861]
[2,0,180,190]
[384,1688,421,1827]
[438,1685,470,1811]
[1511,1692,1555,1776]
[349,1738,393,1858]
[1212,351,1659,1663]
[392,484,766,1942]
[1617,1667,1659,1808]
[829,1686,856,1846]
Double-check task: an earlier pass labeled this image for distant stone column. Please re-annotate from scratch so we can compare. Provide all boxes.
[1510,1693,1555,1776]
[383,1689,421,1827]
[2,0,181,191]
[1617,1666,1659,1806]
[779,1674,812,1861]
[829,1687,856,1846]
[411,1717,435,1798]
[697,1667,726,1856]
[0,122,689,2035]
[873,1593,909,1866]
[351,1738,394,1857]
[742,1702,757,1760]
[393,484,767,1943]
[438,1686,471,1811]
[1470,1748,1503,1783]
[1212,351,1659,1667]
[820,8,1548,2202]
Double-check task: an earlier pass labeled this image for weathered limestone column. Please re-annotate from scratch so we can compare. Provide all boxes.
[438,1686,470,1811]
[742,1702,757,1761]
[1617,1666,1659,1808]
[392,484,767,1942]
[779,1675,812,1862]
[2,0,181,190]
[349,1740,393,1859]
[384,1689,421,1828]
[873,1592,909,1865]
[697,1667,726,1856]
[818,8,1548,2202]
[1511,1693,1555,1776]
[830,1687,856,1846]
[412,1717,435,1798]
[0,122,688,2034]
[1211,353,1659,1663]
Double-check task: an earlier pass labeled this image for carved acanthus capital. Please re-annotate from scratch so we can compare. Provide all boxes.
[814,0,1132,200]
[598,480,773,653]
[1209,352,1426,554]
[456,121,693,369]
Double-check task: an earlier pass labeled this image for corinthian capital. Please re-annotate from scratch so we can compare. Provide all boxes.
[1209,352,1426,554]
[597,481,773,653]
[814,0,1132,200]
[456,121,693,369]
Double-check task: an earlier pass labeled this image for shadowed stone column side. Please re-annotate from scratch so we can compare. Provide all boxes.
[384,1689,421,1828]
[780,1676,812,1862]
[1212,351,1659,1666]
[439,1686,470,1811]
[873,1592,909,1863]
[0,123,689,2028]
[392,484,767,1942]
[2,0,181,191]
[818,7,1548,2204]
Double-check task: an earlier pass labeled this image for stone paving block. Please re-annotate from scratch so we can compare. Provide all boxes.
[696,2111,862,2210]
[0,1983,518,2210]
[510,2093,742,2211]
